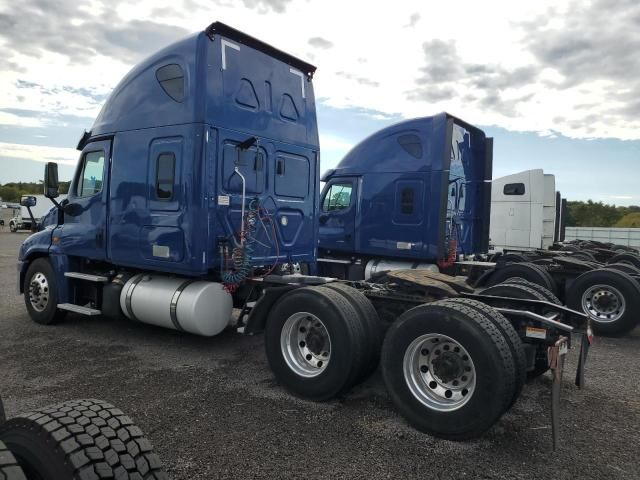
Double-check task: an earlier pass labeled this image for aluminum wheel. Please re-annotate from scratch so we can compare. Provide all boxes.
[403,333,476,412]
[581,284,626,323]
[28,272,50,312]
[280,312,331,378]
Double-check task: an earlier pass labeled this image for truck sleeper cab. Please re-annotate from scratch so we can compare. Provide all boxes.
[18,22,319,333]
[17,23,590,444]
[317,114,492,280]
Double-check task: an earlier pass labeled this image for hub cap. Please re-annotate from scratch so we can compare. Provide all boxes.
[403,333,476,412]
[581,284,625,323]
[28,272,49,312]
[280,312,331,378]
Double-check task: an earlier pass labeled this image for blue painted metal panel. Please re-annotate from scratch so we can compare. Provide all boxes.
[319,113,491,262]
[81,23,319,277]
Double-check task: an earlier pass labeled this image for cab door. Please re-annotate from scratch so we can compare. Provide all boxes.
[319,177,357,252]
[58,140,110,260]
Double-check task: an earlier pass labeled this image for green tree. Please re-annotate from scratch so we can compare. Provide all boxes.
[615,212,640,228]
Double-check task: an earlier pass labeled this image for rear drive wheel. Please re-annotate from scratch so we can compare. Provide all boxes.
[0,399,167,480]
[23,258,66,325]
[265,286,368,400]
[479,282,551,379]
[567,269,640,336]
[605,262,640,275]
[0,439,27,480]
[607,252,640,269]
[381,301,515,440]
[486,262,557,295]
[501,277,562,305]
[320,282,382,379]
[440,298,525,411]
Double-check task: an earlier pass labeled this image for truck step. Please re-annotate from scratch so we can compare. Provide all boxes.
[57,303,102,316]
[64,272,110,283]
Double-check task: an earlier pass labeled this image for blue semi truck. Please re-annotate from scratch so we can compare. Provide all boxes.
[17,22,590,443]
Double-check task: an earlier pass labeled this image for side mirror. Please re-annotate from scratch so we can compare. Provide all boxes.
[20,195,36,207]
[44,162,60,198]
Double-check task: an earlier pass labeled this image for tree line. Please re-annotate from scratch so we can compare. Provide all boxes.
[0,182,70,204]
[566,201,640,228]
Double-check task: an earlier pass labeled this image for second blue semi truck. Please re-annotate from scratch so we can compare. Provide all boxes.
[16,22,591,444]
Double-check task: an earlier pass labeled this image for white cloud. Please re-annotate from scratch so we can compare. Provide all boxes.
[1,0,640,145]
[0,142,78,166]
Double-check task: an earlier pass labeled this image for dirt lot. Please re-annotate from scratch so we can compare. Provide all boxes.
[1,231,639,479]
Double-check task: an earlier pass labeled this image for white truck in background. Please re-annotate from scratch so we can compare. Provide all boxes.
[9,194,67,232]
[490,169,566,252]
[0,202,21,229]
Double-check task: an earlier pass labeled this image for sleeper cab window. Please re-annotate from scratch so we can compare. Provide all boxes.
[77,150,105,197]
[156,64,185,102]
[322,183,352,212]
[156,152,176,200]
[401,187,414,214]
[503,183,525,195]
[397,134,423,159]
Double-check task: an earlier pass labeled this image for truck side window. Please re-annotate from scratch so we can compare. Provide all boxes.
[78,150,105,197]
[156,64,185,102]
[503,183,525,195]
[398,134,423,159]
[401,187,414,214]
[156,153,176,200]
[322,183,352,212]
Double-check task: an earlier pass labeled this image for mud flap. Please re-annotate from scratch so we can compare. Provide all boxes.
[575,330,592,389]
[549,338,568,450]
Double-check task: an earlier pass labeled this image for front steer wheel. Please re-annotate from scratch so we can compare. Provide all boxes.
[23,258,66,325]
[0,399,167,480]
[381,301,515,440]
[264,286,370,401]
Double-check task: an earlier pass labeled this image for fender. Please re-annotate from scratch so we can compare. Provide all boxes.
[244,285,303,334]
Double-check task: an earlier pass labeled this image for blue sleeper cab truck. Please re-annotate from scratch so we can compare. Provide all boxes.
[17,22,590,443]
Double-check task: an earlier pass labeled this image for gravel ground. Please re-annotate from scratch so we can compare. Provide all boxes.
[0,231,639,479]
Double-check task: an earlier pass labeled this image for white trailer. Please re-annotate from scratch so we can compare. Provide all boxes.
[490,169,564,252]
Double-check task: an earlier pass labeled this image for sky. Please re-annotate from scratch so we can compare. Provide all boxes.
[0,0,638,205]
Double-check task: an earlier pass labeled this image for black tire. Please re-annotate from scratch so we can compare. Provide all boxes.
[571,251,597,262]
[381,301,515,440]
[500,253,528,263]
[607,252,640,269]
[479,283,551,379]
[0,399,167,480]
[486,262,557,295]
[439,298,525,411]
[481,282,548,302]
[605,263,640,275]
[566,269,640,336]
[320,283,382,379]
[0,439,27,480]
[265,286,367,400]
[23,258,66,325]
[502,278,563,305]
[0,397,5,424]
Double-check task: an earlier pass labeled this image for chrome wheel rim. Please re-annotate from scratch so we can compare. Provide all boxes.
[28,272,50,312]
[280,312,331,378]
[403,333,476,412]
[581,284,626,323]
